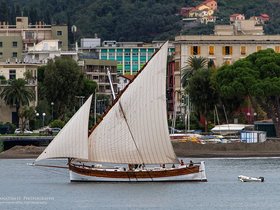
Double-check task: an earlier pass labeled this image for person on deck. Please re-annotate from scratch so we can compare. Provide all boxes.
[180,160,185,166]
[189,160,194,167]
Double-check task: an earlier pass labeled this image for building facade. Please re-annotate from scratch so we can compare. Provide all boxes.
[0,17,68,62]
[79,59,118,96]
[0,62,39,124]
[173,34,280,113]
[79,39,174,75]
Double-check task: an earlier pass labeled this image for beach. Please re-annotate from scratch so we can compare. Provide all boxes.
[1,141,280,159]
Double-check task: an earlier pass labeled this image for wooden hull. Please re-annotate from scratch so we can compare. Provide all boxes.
[69,162,207,182]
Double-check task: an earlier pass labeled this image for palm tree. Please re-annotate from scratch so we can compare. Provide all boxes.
[0,79,35,126]
[181,56,208,89]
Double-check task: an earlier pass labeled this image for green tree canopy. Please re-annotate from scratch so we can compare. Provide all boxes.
[42,57,97,121]
[181,56,208,89]
[43,57,84,120]
[216,49,280,137]
[188,68,219,131]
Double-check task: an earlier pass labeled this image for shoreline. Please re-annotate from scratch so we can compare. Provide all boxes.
[1,141,280,159]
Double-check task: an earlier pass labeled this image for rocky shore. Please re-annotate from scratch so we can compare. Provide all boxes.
[1,141,280,159]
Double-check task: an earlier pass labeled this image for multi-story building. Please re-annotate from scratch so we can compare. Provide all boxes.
[24,40,78,64]
[0,17,68,62]
[0,62,39,124]
[173,34,280,114]
[79,39,175,75]
[79,59,118,96]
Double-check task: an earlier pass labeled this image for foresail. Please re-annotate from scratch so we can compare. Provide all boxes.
[35,95,93,161]
[88,42,177,164]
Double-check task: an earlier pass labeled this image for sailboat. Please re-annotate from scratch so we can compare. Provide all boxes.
[35,42,207,182]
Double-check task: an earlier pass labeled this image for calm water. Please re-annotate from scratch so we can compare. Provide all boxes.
[0,158,280,210]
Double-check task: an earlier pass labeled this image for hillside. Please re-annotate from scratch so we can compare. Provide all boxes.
[0,0,280,42]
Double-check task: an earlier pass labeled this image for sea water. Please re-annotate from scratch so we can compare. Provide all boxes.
[0,158,280,210]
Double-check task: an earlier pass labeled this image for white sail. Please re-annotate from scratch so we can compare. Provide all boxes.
[88,42,177,164]
[36,95,93,161]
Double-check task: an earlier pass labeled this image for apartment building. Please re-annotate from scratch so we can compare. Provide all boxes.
[79,39,175,75]
[79,59,118,96]
[0,17,68,62]
[0,62,39,124]
[173,34,280,114]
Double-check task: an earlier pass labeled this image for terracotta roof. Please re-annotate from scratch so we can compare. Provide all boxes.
[230,13,243,17]
[119,74,135,81]
[260,13,269,18]
[202,0,217,3]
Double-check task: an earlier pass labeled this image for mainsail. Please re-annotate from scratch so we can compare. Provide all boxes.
[88,42,177,164]
[36,95,93,161]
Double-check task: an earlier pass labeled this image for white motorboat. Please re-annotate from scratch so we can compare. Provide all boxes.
[238,175,264,182]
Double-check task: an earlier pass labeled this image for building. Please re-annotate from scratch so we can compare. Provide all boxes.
[24,40,78,64]
[79,39,175,75]
[173,34,280,114]
[79,59,118,96]
[230,14,245,22]
[214,20,264,36]
[0,17,68,63]
[0,62,39,124]
[201,0,217,11]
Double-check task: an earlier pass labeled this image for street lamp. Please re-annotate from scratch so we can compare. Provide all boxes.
[36,112,40,128]
[247,112,251,123]
[51,102,54,121]
[42,113,46,127]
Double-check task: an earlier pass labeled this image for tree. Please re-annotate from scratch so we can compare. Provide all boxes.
[181,56,208,89]
[80,78,97,99]
[0,79,35,126]
[43,57,84,120]
[18,106,36,131]
[216,49,280,137]
[188,69,219,131]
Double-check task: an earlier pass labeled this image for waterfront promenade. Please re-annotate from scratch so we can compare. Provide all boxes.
[1,136,280,158]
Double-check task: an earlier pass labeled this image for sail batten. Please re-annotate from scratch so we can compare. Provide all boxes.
[88,42,177,164]
[35,95,93,161]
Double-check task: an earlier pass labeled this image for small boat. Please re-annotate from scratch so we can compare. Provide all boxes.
[34,42,207,182]
[238,175,264,182]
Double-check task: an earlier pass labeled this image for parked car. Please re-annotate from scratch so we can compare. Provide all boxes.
[14,128,33,134]
[51,127,61,134]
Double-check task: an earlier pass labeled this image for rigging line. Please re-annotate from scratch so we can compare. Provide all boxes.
[119,102,153,181]
[31,163,68,169]
[119,102,145,163]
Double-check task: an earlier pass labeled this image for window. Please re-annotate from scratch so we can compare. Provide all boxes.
[12,52,17,58]
[124,52,130,56]
[275,46,280,53]
[0,42,2,47]
[209,46,214,55]
[58,41,62,48]
[25,31,34,39]
[190,46,201,55]
[9,70,16,80]
[140,52,146,56]
[241,46,246,55]
[12,42,17,47]
[0,52,2,58]
[57,31,63,36]
[132,52,138,56]
[222,46,232,56]
[256,46,262,52]
[117,52,123,56]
